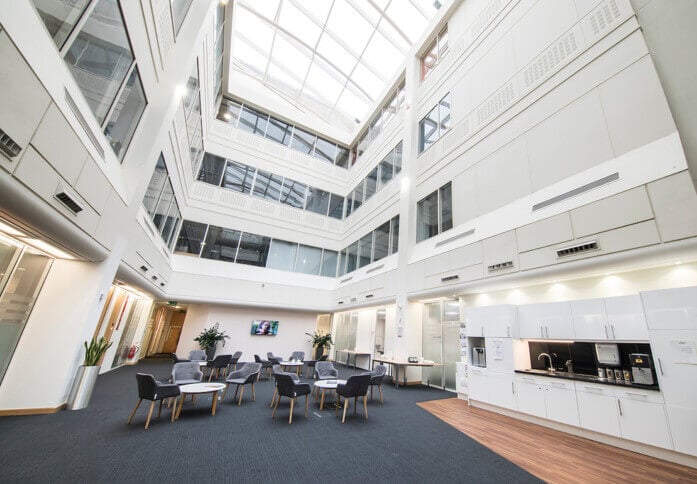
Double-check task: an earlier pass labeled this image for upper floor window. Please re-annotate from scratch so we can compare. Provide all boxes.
[417,182,452,242]
[418,93,451,153]
[421,26,448,81]
[143,154,182,249]
[170,0,193,36]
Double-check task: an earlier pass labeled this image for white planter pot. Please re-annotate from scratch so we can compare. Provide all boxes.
[67,365,100,410]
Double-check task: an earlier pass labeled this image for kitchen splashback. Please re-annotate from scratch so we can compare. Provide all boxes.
[529,341,653,375]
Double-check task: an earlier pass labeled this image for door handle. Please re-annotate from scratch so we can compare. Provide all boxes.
[617,398,623,416]
[657,357,664,376]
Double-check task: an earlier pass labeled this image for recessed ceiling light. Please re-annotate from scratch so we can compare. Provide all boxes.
[433,1,442,9]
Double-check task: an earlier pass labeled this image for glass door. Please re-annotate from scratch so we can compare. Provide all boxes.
[422,299,461,391]
[423,302,443,387]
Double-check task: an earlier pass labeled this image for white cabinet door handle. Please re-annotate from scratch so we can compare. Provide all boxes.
[481,327,484,337]
[604,325,609,339]
[584,386,603,393]
[623,392,648,398]
[610,325,616,339]
[657,357,664,375]
[507,326,510,337]
[540,326,544,338]
[511,382,515,394]
[617,398,623,416]
[545,326,550,338]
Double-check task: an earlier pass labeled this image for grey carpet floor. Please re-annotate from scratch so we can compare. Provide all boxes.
[0,358,540,483]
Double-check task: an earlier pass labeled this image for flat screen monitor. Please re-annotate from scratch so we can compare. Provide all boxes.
[251,320,278,335]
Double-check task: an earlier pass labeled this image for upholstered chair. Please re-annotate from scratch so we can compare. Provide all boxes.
[335,374,371,423]
[188,349,207,361]
[315,361,339,380]
[206,354,233,381]
[367,365,387,404]
[223,362,262,405]
[270,364,299,407]
[128,373,180,429]
[171,362,203,385]
[272,373,311,424]
[289,351,305,361]
[229,351,242,371]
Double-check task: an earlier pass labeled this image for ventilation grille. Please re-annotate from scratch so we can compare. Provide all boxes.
[0,128,22,158]
[339,276,353,284]
[54,188,84,214]
[488,260,514,272]
[365,294,374,299]
[159,282,166,287]
[139,265,149,272]
[337,301,344,305]
[556,241,599,258]
[151,275,158,281]
[477,82,515,125]
[532,172,619,212]
[64,88,105,158]
[366,264,384,274]
[441,274,459,282]
[589,0,621,36]
[350,297,357,302]
[523,31,579,89]
[435,228,475,248]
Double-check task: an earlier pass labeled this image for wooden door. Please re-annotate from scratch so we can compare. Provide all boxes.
[162,326,182,353]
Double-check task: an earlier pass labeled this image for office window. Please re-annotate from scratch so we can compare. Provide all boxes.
[174,221,207,255]
[337,250,346,276]
[358,233,373,268]
[222,161,255,194]
[335,147,350,168]
[390,215,400,254]
[320,250,338,278]
[161,200,182,248]
[170,0,193,36]
[291,127,316,155]
[201,226,240,262]
[152,180,174,232]
[314,137,337,164]
[280,179,307,209]
[417,182,452,242]
[218,98,242,125]
[373,221,390,262]
[236,233,270,267]
[305,187,330,216]
[394,141,403,174]
[345,242,358,273]
[345,192,354,217]
[295,245,322,275]
[352,182,365,212]
[104,67,146,161]
[32,0,90,49]
[143,156,167,216]
[328,193,345,220]
[421,26,448,81]
[252,170,282,202]
[265,117,293,146]
[365,167,378,201]
[238,105,268,136]
[419,93,451,153]
[266,240,297,271]
[378,151,394,188]
[197,153,226,185]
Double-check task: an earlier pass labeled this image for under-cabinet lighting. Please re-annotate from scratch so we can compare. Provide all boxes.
[525,339,574,344]
[23,238,75,260]
[0,220,26,237]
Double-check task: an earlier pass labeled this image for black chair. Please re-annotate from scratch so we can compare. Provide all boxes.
[336,374,371,423]
[272,373,311,424]
[128,373,180,429]
[366,365,387,404]
[172,353,190,364]
[304,354,328,378]
[223,362,262,405]
[254,354,273,379]
[206,354,233,381]
[229,351,242,371]
[270,364,299,407]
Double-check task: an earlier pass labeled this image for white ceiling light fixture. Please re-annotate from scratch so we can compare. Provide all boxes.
[22,238,75,260]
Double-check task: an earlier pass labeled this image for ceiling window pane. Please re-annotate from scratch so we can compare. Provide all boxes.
[335,147,350,168]
[295,245,322,275]
[390,215,400,254]
[419,105,439,153]
[104,67,146,161]
[313,137,337,164]
[280,178,307,209]
[305,187,330,215]
[345,241,358,273]
[267,240,298,272]
[417,191,438,242]
[236,233,270,266]
[290,126,317,155]
[171,0,193,35]
[174,221,207,255]
[440,182,453,233]
[197,153,226,185]
[143,155,167,216]
[218,99,242,125]
[320,250,338,277]
[222,161,255,194]
[373,221,390,262]
[252,169,282,202]
[328,193,345,220]
[31,0,90,50]
[239,105,269,136]
[152,180,174,231]
[358,233,373,268]
[265,117,293,146]
[365,167,378,201]
[201,226,240,262]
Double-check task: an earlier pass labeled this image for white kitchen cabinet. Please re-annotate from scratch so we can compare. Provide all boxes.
[514,377,546,418]
[604,295,649,340]
[576,384,621,437]
[647,329,697,408]
[485,337,514,373]
[615,389,672,450]
[571,299,608,340]
[665,404,697,456]
[517,302,574,339]
[641,286,697,330]
[544,380,580,427]
[487,372,516,410]
[468,367,489,403]
[465,305,517,337]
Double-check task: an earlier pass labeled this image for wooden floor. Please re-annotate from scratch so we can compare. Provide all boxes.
[418,398,697,483]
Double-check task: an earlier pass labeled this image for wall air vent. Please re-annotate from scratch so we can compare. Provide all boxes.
[532,173,619,212]
[54,187,84,214]
[365,294,374,299]
[556,240,600,258]
[435,229,475,248]
[159,282,166,287]
[350,297,357,302]
[64,88,105,158]
[151,275,158,281]
[0,128,22,158]
[441,274,459,282]
[488,260,514,272]
[338,301,344,305]
[139,265,148,272]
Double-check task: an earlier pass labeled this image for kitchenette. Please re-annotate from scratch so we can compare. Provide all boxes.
[461,285,697,464]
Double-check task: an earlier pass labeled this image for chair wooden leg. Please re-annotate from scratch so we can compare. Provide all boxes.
[222,384,230,400]
[335,395,341,416]
[364,395,368,420]
[342,399,349,423]
[233,385,239,400]
[192,395,197,406]
[270,388,277,407]
[379,385,383,404]
[127,398,142,424]
[272,396,280,419]
[305,394,309,418]
[252,383,256,401]
[158,399,163,418]
[171,400,178,422]
[144,401,156,429]
[289,397,295,424]
[238,385,244,405]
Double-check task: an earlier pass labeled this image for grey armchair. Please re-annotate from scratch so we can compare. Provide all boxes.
[336,374,371,423]
[254,354,273,379]
[289,351,305,361]
[188,350,207,361]
[128,373,180,429]
[315,361,338,380]
[366,365,387,403]
[171,362,203,385]
[223,362,262,405]
[229,351,242,371]
[272,373,311,424]
[172,354,190,364]
[267,352,282,361]
[270,364,299,407]
[206,354,233,381]
[304,354,327,378]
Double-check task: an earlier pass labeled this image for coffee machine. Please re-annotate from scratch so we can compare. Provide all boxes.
[630,353,654,385]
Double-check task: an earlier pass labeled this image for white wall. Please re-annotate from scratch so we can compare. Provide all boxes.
[176,304,319,362]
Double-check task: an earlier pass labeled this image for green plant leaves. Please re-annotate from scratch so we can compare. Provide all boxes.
[83,336,113,366]
[194,322,230,349]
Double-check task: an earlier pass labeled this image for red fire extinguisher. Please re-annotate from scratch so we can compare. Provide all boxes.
[127,345,139,360]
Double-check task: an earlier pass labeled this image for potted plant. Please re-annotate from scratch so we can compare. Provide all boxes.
[306,331,333,360]
[194,323,230,360]
[67,336,112,410]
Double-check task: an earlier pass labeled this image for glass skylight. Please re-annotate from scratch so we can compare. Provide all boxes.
[229,0,441,133]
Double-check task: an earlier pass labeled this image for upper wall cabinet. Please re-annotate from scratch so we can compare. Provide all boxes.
[517,302,574,340]
[571,299,608,341]
[604,295,649,341]
[641,286,697,330]
[465,304,517,338]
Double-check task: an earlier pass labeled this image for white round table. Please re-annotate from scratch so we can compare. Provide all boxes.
[280,361,304,375]
[175,382,226,420]
[197,361,207,367]
[313,379,347,410]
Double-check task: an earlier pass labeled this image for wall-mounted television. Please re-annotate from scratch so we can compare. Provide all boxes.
[251,320,278,335]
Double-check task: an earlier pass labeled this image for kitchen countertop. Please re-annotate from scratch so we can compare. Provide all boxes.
[514,369,661,392]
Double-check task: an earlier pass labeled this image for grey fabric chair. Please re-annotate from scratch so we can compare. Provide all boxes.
[254,354,273,379]
[267,352,282,361]
[223,362,262,405]
[188,350,207,361]
[172,354,190,364]
[206,354,233,381]
[315,361,338,380]
[128,373,180,429]
[229,351,242,371]
[304,354,327,378]
[289,351,305,361]
[272,373,311,424]
[366,365,387,404]
[336,374,371,423]
[270,364,299,407]
[171,362,203,385]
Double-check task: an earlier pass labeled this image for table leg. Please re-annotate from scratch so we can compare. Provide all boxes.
[319,389,325,411]
[403,365,407,388]
[394,365,399,388]
[211,391,218,416]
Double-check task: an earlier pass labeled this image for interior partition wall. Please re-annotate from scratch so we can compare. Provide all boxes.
[422,299,461,390]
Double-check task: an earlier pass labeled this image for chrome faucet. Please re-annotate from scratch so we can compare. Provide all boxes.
[538,352,555,373]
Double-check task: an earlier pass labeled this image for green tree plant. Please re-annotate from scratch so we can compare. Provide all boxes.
[306,331,333,359]
[194,322,230,349]
[83,337,113,366]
